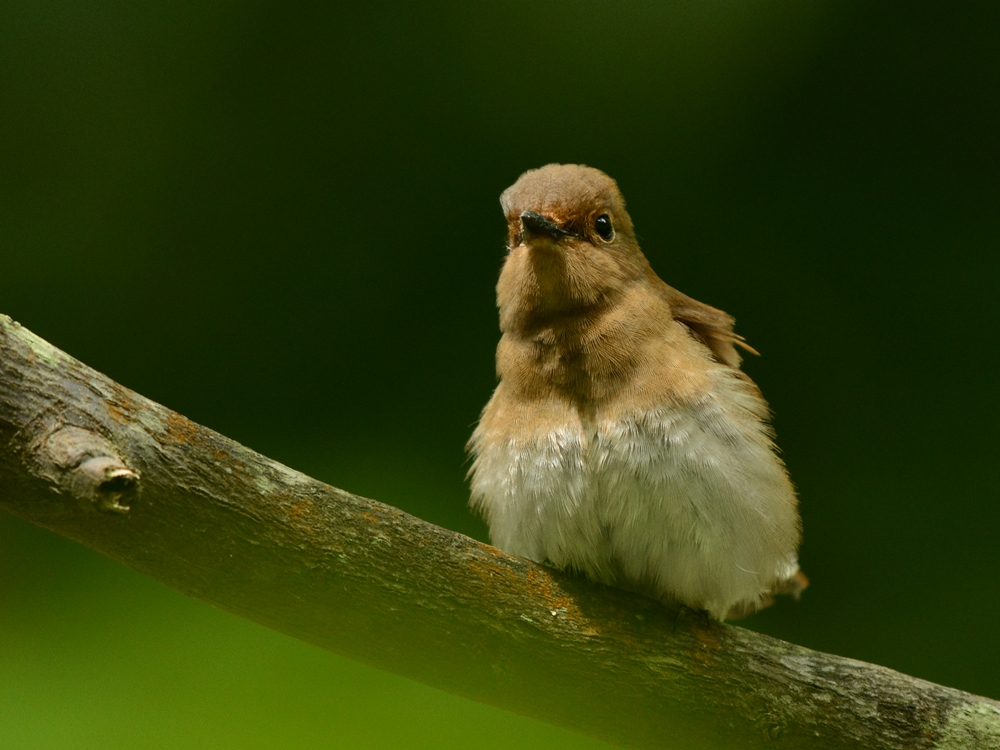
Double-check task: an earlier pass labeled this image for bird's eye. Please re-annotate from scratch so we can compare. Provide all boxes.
[594,214,614,241]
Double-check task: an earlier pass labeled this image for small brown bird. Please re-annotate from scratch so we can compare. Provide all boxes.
[468,164,805,620]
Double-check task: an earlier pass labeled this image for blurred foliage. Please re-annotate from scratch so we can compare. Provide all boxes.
[2,0,998,747]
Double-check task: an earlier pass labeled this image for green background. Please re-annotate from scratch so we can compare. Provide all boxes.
[2,1,998,747]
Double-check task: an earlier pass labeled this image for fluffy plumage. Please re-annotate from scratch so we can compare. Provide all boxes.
[468,164,804,619]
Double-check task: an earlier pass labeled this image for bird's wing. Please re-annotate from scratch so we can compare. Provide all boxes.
[666,288,759,369]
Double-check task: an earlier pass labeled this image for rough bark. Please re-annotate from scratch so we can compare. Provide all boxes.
[0,313,997,750]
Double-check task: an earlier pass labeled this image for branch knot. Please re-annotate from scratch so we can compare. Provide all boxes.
[34,425,140,513]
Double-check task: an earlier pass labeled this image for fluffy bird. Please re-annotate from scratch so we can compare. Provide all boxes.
[467,164,805,620]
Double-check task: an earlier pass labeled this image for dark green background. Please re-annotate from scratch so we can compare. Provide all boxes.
[2,1,998,747]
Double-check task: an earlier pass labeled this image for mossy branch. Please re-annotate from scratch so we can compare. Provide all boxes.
[0,314,997,750]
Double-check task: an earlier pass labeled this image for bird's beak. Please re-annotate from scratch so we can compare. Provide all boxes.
[520,211,577,241]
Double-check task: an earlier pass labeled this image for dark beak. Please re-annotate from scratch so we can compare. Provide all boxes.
[520,210,577,240]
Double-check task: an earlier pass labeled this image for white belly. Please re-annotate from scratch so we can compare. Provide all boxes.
[469,379,800,619]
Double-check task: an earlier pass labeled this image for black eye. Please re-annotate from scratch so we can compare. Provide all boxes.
[594,214,614,241]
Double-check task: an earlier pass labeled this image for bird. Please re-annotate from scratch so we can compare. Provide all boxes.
[467,164,805,620]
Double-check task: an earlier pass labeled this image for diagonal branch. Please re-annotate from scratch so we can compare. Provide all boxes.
[0,313,997,750]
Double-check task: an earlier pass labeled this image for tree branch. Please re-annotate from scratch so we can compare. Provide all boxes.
[0,313,996,750]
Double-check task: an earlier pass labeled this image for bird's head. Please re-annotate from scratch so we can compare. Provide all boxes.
[497,164,650,332]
